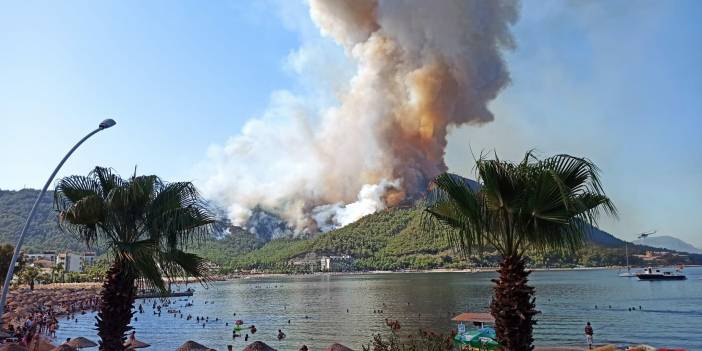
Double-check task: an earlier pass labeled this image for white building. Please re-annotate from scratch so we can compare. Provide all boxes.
[320,255,354,272]
[57,252,96,273]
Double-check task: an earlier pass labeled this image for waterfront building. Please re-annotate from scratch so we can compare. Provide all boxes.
[57,252,97,272]
[320,255,354,272]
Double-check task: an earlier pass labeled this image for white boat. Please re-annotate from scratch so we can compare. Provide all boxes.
[636,266,687,281]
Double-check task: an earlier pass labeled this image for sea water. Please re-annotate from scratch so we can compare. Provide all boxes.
[56,267,702,350]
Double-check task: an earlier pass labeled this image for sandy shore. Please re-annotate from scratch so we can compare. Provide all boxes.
[2,283,101,329]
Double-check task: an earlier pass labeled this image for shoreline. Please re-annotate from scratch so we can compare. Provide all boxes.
[223,264,702,279]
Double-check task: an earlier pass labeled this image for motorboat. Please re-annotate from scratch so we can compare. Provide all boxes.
[636,267,687,281]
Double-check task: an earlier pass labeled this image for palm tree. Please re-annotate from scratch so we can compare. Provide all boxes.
[54,167,216,351]
[19,266,40,290]
[423,152,616,351]
[55,262,65,283]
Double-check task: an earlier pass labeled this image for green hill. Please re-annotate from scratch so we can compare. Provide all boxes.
[207,206,687,273]
[0,189,84,252]
[3,188,700,271]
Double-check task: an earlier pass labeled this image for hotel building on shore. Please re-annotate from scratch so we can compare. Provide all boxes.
[25,251,97,273]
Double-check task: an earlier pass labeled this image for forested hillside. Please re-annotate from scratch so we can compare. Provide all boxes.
[0,189,84,252]
[4,188,699,272]
[202,206,691,273]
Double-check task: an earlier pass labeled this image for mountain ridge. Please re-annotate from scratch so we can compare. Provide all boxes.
[633,235,702,254]
[4,188,699,272]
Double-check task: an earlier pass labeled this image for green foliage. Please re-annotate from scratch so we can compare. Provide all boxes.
[0,244,25,282]
[363,327,454,351]
[84,258,110,282]
[193,227,264,268]
[230,238,315,272]
[18,265,39,290]
[0,243,14,280]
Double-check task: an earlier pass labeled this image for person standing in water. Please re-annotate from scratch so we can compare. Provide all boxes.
[584,322,594,349]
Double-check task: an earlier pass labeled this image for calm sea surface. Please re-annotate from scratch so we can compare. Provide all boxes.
[56,267,702,350]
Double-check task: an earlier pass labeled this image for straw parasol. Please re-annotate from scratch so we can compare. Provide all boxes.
[33,339,57,351]
[67,337,98,349]
[0,344,28,351]
[325,344,353,351]
[242,341,276,351]
[51,345,77,351]
[451,312,495,324]
[175,340,216,351]
[124,339,151,349]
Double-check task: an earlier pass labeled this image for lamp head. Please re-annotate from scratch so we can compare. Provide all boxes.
[99,119,117,129]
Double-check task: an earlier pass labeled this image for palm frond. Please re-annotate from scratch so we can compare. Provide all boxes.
[157,249,211,286]
[114,239,166,292]
[90,166,125,196]
[53,167,216,295]
[423,152,617,258]
[423,173,489,256]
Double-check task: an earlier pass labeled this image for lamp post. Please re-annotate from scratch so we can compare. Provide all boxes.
[0,119,116,325]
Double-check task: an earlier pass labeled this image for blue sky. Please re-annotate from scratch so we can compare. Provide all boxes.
[1,0,700,246]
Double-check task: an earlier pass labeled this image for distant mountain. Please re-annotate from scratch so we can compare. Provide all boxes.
[633,235,702,254]
[585,224,626,248]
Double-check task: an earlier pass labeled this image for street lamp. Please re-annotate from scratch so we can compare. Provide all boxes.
[0,119,116,325]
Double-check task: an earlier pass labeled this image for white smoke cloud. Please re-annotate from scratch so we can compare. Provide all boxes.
[202,0,518,233]
[311,178,401,231]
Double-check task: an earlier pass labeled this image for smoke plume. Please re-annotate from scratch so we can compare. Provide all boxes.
[203,0,518,233]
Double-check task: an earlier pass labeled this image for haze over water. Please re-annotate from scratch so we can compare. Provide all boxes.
[57,268,702,350]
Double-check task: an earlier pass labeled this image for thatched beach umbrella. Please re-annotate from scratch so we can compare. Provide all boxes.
[325,344,353,351]
[242,341,276,351]
[0,343,29,351]
[50,345,77,351]
[67,337,98,349]
[33,339,57,351]
[175,340,216,351]
[124,339,151,349]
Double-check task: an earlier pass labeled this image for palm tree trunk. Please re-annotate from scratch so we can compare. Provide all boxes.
[96,261,136,351]
[490,255,539,351]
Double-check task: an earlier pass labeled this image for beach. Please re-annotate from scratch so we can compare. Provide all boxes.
[1,283,100,347]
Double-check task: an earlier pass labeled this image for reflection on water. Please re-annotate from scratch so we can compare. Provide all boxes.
[56,267,702,350]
